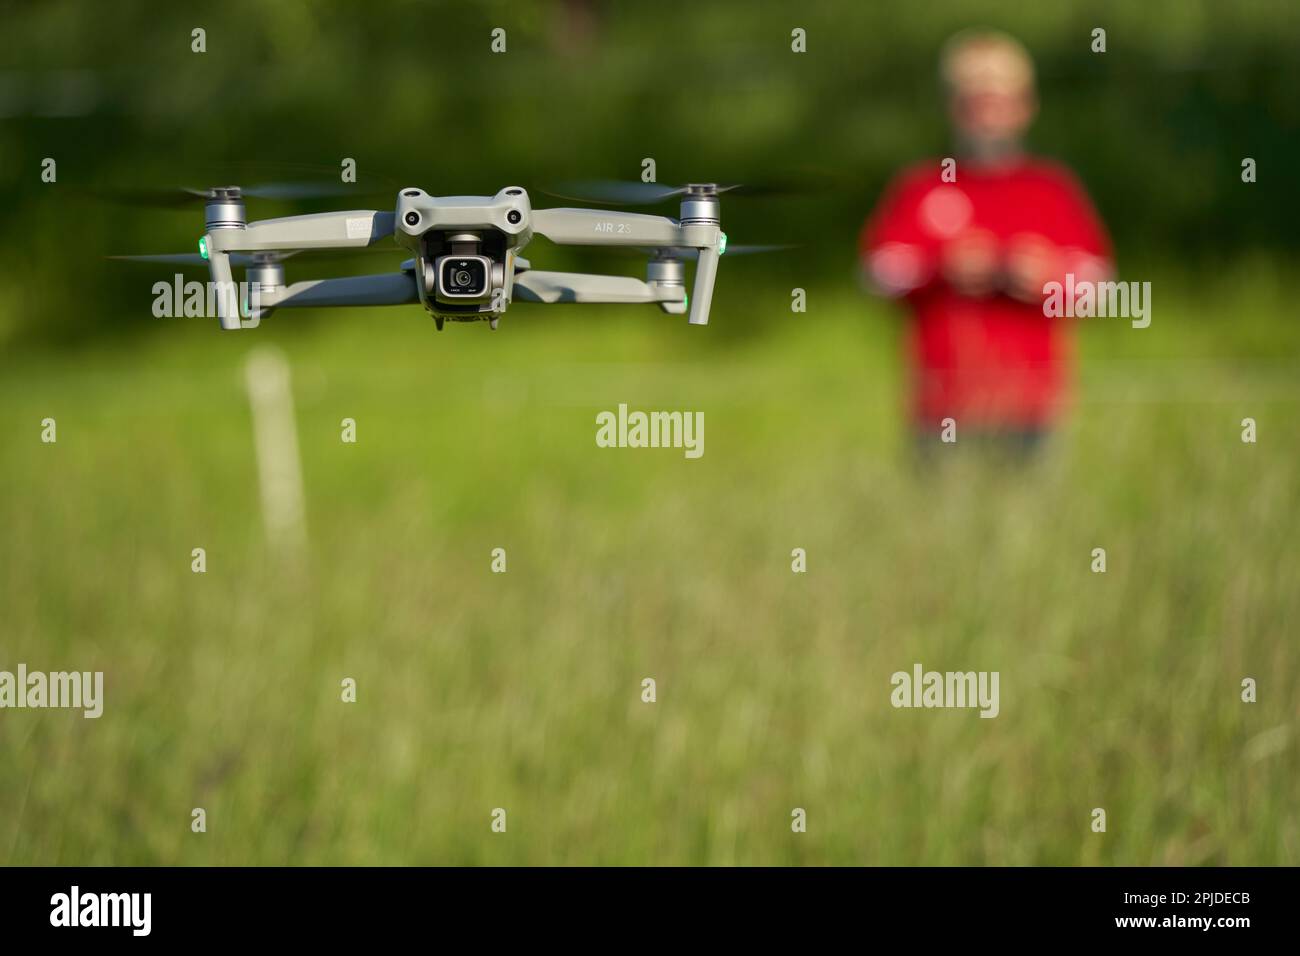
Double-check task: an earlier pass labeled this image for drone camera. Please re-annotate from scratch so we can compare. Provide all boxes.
[435,255,491,300]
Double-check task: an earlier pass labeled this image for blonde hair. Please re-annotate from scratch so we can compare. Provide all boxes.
[940,30,1035,95]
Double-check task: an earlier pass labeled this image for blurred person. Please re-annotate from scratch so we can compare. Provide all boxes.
[860,30,1112,458]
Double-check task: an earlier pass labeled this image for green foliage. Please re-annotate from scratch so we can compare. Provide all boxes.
[2,0,1298,344]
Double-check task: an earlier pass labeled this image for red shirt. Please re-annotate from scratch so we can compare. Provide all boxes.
[861,157,1111,428]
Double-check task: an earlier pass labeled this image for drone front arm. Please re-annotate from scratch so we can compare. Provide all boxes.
[208,210,397,254]
[531,208,684,247]
[206,248,241,329]
[688,246,719,327]
[513,269,684,306]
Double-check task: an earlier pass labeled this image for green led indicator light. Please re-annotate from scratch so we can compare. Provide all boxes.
[719,232,727,255]
[198,237,209,260]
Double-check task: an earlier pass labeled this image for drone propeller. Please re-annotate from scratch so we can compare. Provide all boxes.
[82,161,408,210]
[543,178,815,206]
[108,245,394,268]
[652,243,793,260]
[108,251,298,267]
[544,180,743,205]
[584,242,793,262]
[88,181,384,209]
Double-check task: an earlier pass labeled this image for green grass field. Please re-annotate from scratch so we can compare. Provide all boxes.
[2,269,1297,865]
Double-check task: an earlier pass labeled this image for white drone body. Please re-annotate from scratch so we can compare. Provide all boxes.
[179,184,726,330]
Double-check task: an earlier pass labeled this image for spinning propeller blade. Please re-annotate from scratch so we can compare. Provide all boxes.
[89,182,377,208]
[542,176,821,206]
[108,246,393,267]
[544,180,744,205]
[655,243,794,260]
[107,252,213,266]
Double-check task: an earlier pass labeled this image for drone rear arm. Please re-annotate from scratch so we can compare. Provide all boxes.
[261,272,420,309]
[512,269,685,307]
[255,269,681,311]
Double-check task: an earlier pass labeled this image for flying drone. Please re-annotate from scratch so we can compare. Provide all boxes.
[114,181,780,331]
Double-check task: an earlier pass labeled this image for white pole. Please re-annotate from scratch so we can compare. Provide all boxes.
[243,347,307,555]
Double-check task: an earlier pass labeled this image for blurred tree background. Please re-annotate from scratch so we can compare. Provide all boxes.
[1,0,1297,346]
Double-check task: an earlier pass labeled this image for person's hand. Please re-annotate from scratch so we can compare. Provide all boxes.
[1005,232,1060,305]
[940,228,1000,296]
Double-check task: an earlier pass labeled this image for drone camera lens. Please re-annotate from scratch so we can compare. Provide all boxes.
[506,210,522,224]
[404,211,420,227]
[437,256,489,299]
